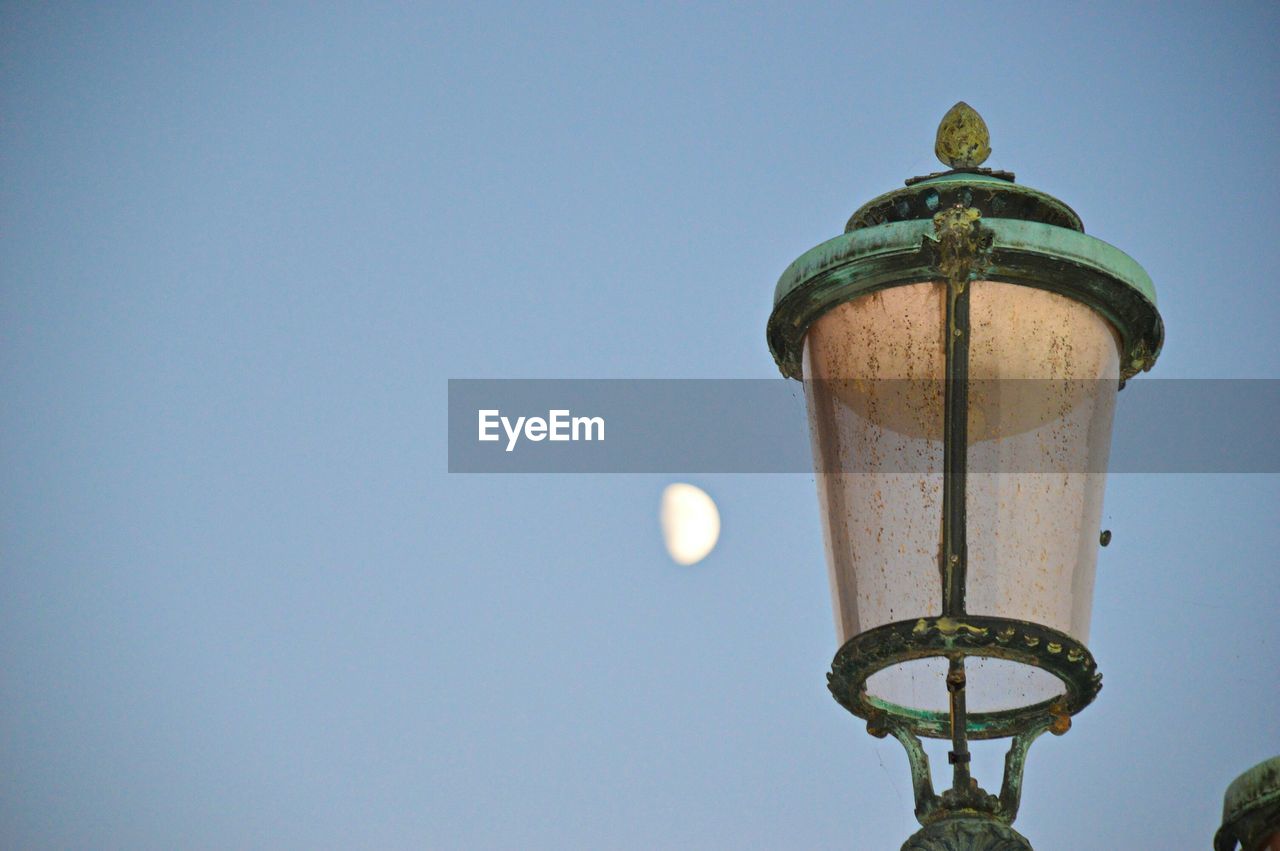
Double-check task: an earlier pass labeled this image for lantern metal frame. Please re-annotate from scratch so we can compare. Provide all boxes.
[767,116,1163,850]
[1216,757,1280,851]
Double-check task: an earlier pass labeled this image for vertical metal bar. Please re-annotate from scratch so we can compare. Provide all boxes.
[940,211,973,792]
[942,267,970,617]
[946,656,971,790]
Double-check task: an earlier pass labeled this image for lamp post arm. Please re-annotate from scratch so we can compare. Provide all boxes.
[997,717,1059,821]
[872,718,939,822]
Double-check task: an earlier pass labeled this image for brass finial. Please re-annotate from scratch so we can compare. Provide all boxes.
[935,102,991,169]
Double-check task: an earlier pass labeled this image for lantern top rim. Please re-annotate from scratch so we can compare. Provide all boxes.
[766,217,1163,381]
[773,219,1156,307]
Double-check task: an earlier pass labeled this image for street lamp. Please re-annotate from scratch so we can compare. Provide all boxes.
[1217,757,1280,851]
[766,103,1164,850]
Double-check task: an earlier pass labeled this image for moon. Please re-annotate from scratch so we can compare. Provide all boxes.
[660,483,720,565]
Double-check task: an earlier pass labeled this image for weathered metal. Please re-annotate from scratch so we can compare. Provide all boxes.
[935,204,991,793]
[935,102,992,169]
[1216,757,1280,851]
[901,817,1033,851]
[770,105,1159,850]
[767,216,1163,382]
[864,706,1058,837]
[828,615,1099,740]
[847,173,1081,233]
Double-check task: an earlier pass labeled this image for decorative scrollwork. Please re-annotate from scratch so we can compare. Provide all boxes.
[1124,337,1157,382]
[932,205,995,289]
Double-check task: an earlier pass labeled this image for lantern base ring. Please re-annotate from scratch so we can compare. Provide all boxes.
[827,615,1101,741]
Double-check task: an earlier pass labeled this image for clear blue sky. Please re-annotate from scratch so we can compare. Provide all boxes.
[2,3,1277,848]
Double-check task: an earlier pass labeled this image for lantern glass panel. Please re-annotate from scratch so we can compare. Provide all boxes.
[802,281,1119,713]
[965,281,1120,643]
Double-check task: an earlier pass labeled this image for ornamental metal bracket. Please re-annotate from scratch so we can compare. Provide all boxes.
[932,204,995,291]
[866,712,1061,851]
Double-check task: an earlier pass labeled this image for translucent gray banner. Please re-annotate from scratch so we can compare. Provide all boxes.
[447,379,1279,473]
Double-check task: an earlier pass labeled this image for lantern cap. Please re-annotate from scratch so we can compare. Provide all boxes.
[769,104,1163,382]
[1215,756,1280,851]
[848,105,1082,232]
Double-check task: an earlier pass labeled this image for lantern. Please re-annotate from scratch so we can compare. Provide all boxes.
[766,104,1163,850]
[1217,757,1280,851]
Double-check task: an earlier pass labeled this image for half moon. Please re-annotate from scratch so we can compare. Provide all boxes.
[660,483,721,566]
